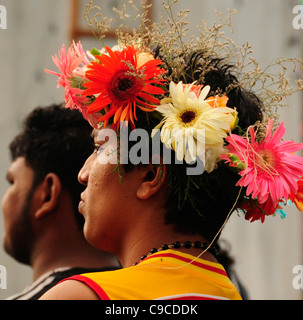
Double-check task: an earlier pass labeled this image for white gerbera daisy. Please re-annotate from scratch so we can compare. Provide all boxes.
[152,81,236,172]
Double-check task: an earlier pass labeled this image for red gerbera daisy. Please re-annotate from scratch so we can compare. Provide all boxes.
[82,45,166,130]
[241,197,278,223]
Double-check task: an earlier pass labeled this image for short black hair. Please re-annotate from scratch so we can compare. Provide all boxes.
[9,104,94,227]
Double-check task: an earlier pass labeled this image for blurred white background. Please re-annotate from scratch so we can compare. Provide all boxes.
[0,0,302,300]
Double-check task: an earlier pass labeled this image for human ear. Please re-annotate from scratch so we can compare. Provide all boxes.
[35,173,61,219]
[136,164,167,200]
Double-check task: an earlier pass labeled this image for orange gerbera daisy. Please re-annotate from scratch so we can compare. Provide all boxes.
[206,95,229,108]
[289,177,303,211]
[82,45,166,130]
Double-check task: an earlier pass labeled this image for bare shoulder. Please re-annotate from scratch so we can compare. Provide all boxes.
[39,279,100,300]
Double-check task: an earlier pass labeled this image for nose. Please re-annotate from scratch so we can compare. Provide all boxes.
[78,155,93,186]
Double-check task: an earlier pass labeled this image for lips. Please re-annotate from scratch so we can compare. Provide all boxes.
[78,200,85,212]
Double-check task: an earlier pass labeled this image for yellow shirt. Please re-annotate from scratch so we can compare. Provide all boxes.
[65,250,242,300]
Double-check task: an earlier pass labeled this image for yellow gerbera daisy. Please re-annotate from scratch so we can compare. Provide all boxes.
[153,81,236,172]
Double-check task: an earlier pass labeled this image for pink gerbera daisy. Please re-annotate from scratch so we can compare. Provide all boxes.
[224,119,303,206]
[45,41,90,111]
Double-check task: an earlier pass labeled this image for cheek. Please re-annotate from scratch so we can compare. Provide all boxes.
[84,179,113,228]
[1,188,19,226]
[1,187,26,250]
[83,166,126,249]
[1,183,32,232]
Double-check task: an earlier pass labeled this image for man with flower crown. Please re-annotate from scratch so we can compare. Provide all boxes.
[40,1,303,300]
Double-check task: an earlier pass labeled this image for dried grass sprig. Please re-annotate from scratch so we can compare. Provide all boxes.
[84,0,303,138]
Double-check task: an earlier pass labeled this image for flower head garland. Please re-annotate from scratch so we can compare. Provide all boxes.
[46,1,303,224]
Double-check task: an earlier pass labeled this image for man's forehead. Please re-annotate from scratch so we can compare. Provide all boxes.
[7,157,33,176]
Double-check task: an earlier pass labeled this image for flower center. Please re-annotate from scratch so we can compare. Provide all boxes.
[118,78,133,92]
[256,149,277,173]
[111,72,143,102]
[180,110,196,124]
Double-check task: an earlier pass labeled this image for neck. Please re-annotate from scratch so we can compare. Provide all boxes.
[30,231,119,281]
[116,209,216,267]
[133,241,218,266]
[29,195,120,280]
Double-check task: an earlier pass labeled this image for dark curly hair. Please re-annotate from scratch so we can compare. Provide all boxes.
[9,104,94,228]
